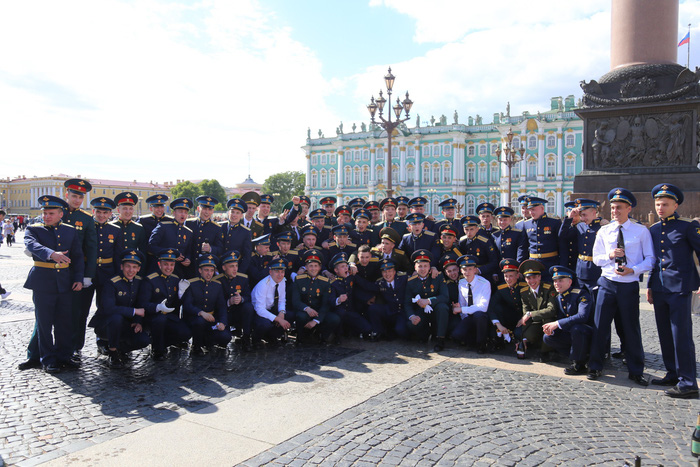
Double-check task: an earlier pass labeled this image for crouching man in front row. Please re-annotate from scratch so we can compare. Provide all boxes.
[182,254,232,355]
[542,266,593,375]
[89,250,150,369]
[294,249,339,344]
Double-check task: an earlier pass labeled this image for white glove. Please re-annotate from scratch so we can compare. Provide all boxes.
[497,331,512,343]
[412,294,432,314]
[83,277,93,288]
[178,279,191,299]
[156,299,175,314]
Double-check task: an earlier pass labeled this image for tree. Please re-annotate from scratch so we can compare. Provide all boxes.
[170,181,201,202]
[198,179,228,211]
[262,171,305,214]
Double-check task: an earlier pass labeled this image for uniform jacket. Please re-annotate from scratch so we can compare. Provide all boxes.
[458,234,500,277]
[215,272,252,305]
[138,214,174,241]
[555,287,591,331]
[219,222,253,273]
[560,217,602,282]
[649,213,700,294]
[398,230,437,264]
[488,281,526,325]
[330,275,356,314]
[90,274,142,328]
[404,274,449,318]
[292,274,331,322]
[149,220,194,263]
[520,282,557,323]
[182,277,228,325]
[94,220,121,286]
[371,247,411,273]
[185,218,224,258]
[522,214,561,263]
[112,219,148,255]
[24,221,84,293]
[137,271,181,320]
[492,226,529,263]
[64,207,97,279]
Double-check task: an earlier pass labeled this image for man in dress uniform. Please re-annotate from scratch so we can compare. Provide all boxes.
[297,195,311,225]
[375,197,407,237]
[588,188,655,385]
[521,197,561,282]
[350,208,378,247]
[476,202,499,237]
[492,206,528,264]
[149,197,195,278]
[90,250,150,369]
[395,196,410,221]
[307,209,332,246]
[186,195,224,264]
[405,249,450,351]
[320,196,337,227]
[292,249,338,342]
[137,249,191,360]
[488,259,526,347]
[255,194,277,235]
[450,254,492,353]
[431,224,463,272]
[348,197,366,215]
[249,234,274,287]
[215,250,254,352]
[221,198,253,274]
[515,259,557,360]
[329,252,371,339]
[408,197,435,232]
[295,225,320,256]
[458,215,500,279]
[270,230,301,296]
[561,201,580,271]
[113,192,147,257]
[325,225,357,271]
[439,253,463,339]
[372,227,411,273]
[23,195,84,373]
[82,197,121,352]
[433,198,462,235]
[139,194,172,271]
[252,257,292,346]
[542,265,593,375]
[182,254,232,355]
[363,200,382,225]
[647,183,700,398]
[334,204,353,229]
[363,259,409,340]
[398,213,437,264]
[514,195,532,230]
[274,200,304,249]
[241,191,265,239]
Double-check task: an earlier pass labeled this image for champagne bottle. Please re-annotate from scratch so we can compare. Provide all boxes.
[692,412,700,458]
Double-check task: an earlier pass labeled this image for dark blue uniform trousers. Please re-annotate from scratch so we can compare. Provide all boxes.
[652,291,698,390]
[336,308,371,335]
[543,324,592,362]
[147,314,192,352]
[590,277,644,375]
[253,311,295,342]
[33,291,73,366]
[97,314,151,352]
[188,316,232,348]
[450,311,490,346]
[227,302,254,336]
[367,304,409,339]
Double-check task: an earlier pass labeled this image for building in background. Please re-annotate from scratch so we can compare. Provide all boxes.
[303,96,584,218]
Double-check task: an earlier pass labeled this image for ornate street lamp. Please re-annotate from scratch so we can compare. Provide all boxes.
[494,128,526,208]
[367,67,414,198]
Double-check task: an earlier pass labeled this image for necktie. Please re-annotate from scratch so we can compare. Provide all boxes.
[272,283,279,312]
[617,225,625,249]
[467,283,474,306]
[293,226,298,239]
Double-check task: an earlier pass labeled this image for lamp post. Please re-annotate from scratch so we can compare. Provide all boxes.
[311,191,321,209]
[367,67,413,198]
[494,128,525,209]
[426,188,437,216]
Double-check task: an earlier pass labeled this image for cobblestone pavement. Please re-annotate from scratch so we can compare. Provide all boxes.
[242,361,699,466]
[1,231,700,466]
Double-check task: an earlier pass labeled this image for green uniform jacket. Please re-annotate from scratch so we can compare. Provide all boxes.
[520,282,557,323]
[404,274,449,319]
[63,207,97,279]
[292,274,331,323]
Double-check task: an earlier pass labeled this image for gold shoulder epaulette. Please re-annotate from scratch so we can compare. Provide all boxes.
[497,283,509,290]
[135,275,142,280]
[369,257,379,262]
[317,276,329,282]
[190,277,201,283]
[328,242,337,248]
[79,208,92,216]
[213,273,224,281]
[171,274,180,280]
[288,250,298,255]
[476,235,488,242]
[408,275,419,282]
[132,221,143,227]
[511,228,522,232]
[160,221,174,225]
[518,281,527,287]
[241,225,251,231]
[297,273,308,280]
[679,217,694,223]
[211,279,221,284]
[424,230,435,236]
[571,288,581,294]
[147,272,159,279]
[520,286,529,292]
[394,249,405,255]
[111,276,122,283]
[397,271,407,276]
[185,217,198,222]
[347,242,357,247]
[237,272,248,279]
[542,283,552,289]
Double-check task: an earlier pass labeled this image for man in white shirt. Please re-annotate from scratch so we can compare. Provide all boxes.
[251,257,291,346]
[450,255,492,353]
[588,188,655,385]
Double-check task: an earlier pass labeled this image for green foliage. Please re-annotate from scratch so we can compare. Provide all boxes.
[262,171,305,214]
[170,179,228,211]
[170,181,200,202]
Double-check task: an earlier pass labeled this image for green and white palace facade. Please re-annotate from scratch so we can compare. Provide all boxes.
[303,96,583,218]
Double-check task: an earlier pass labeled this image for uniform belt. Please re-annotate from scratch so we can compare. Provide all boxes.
[578,254,593,262]
[34,261,69,269]
[97,257,113,264]
[530,252,558,259]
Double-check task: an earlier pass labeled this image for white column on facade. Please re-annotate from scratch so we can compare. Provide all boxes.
[305,149,311,196]
[556,129,564,178]
[399,142,406,184]
[537,130,545,182]
[31,187,35,207]
[414,142,421,186]
[337,149,344,191]
[369,145,376,183]
[555,187,563,216]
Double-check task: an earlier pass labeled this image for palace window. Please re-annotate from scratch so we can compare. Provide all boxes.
[546,159,556,179]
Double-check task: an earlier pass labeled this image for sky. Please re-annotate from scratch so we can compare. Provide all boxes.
[1,0,699,188]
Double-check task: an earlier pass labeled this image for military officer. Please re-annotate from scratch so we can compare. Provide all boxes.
[458,215,500,278]
[476,202,499,237]
[363,259,409,340]
[149,197,195,278]
[647,183,700,398]
[561,201,580,271]
[325,225,357,270]
[90,250,150,369]
[588,188,655,386]
[139,194,173,248]
[433,198,462,235]
[182,254,232,355]
[320,196,337,227]
[492,206,528,264]
[451,254,492,353]
[255,194,278,235]
[329,252,371,339]
[521,197,561,282]
[395,196,410,221]
[348,197,366,214]
[405,249,450,351]
[514,194,532,230]
[350,208,378,247]
[249,234,274,287]
[113,192,147,255]
[297,195,312,225]
[275,200,304,248]
[375,197,407,237]
[559,199,603,300]
[295,225,320,256]
[398,213,437,265]
[440,252,463,338]
[22,195,85,373]
[431,224,463,271]
[241,191,265,239]
[408,197,435,232]
[251,257,291,346]
[215,250,254,352]
[307,209,332,246]
[293,249,339,343]
[334,205,353,230]
[137,249,192,360]
[363,200,382,225]
[542,265,593,375]
[371,227,411,273]
[515,259,557,360]
[488,259,526,347]
[270,230,302,296]
[186,195,224,263]
[221,198,253,274]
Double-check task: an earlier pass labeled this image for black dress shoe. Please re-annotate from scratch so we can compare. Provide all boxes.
[108,351,124,369]
[151,350,167,361]
[476,344,487,355]
[61,359,80,370]
[587,369,602,380]
[17,359,41,370]
[433,338,445,352]
[628,374,649,386]
[651,375,679,386]
[96,340,109,356]
[664,386,700,399]
[612,351,625,359]
[43,363,62,374]
[539,351,552,363]
[564,363,588,375]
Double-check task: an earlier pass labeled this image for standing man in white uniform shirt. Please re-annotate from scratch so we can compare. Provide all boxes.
[251,257,291,346]
[587,188,655,385]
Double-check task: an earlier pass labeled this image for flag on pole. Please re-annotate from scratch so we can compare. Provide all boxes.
[679,31,690,47]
